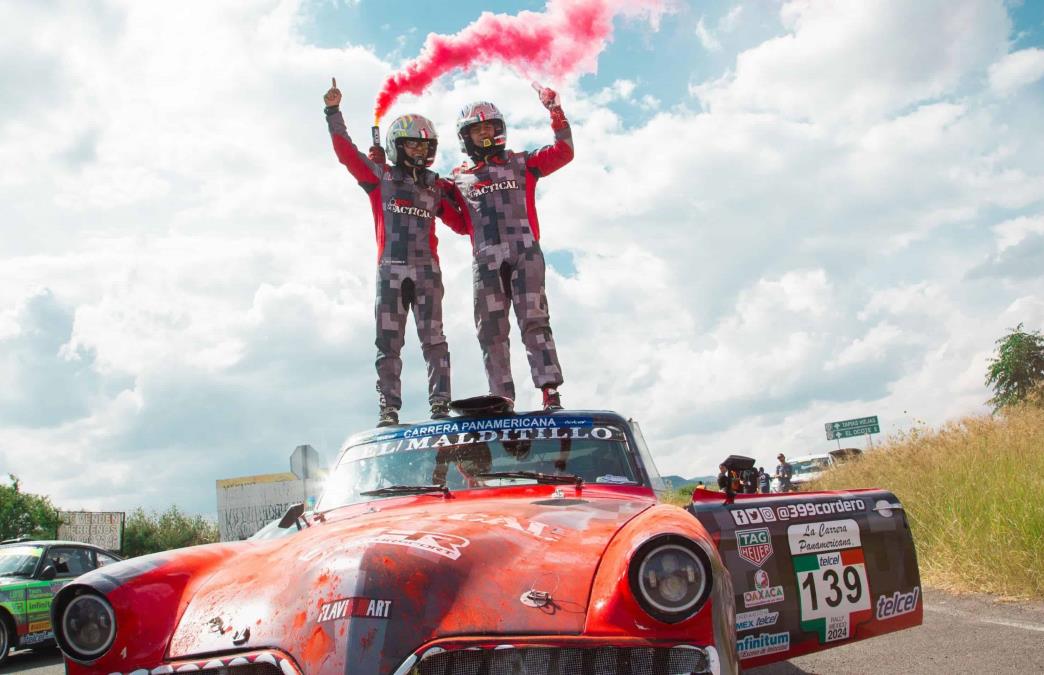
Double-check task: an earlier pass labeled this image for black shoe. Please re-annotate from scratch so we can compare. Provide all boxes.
[377,407,399,427]
[542,386,562,411]
[430,401,451,419]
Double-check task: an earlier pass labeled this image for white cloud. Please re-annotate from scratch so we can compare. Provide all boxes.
[988,47,1044,94]
[2,0,1043,509]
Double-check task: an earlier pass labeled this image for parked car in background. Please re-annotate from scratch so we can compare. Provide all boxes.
[0,539,122,665]
[787,453,835,488]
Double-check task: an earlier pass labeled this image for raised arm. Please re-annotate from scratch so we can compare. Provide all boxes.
[525,86,574,178]
[324,78,382,190]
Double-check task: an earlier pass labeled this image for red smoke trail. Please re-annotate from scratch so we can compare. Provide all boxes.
[373,0,666,124]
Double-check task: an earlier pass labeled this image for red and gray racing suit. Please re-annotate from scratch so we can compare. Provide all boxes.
[449,107,573,401]
[327,109,462,410]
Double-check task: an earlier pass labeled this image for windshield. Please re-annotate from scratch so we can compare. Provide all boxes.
[791,458,831,474]
[318,416,639,511]
[0,545,44,577]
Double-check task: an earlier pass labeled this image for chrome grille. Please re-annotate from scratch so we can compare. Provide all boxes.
[196,665,281,675]
[416,646,711,675]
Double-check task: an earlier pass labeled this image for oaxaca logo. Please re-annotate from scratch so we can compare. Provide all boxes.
[737,528,773,567]
[876,587,920,620]
[469,179,518,197]
[736,631,790,659]
[387,198,432,219]
[743,569,785,608]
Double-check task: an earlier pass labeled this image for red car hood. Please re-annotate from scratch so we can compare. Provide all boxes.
[169,489,653,671]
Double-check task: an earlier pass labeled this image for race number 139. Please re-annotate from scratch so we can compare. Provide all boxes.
[793,548,870,642]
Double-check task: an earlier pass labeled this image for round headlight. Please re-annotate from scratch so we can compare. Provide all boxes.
[61,593,116,659]
[629,536,712,623]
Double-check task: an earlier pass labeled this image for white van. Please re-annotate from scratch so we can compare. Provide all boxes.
[787,453,834,487]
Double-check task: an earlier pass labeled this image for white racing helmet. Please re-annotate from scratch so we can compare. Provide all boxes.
[385,114,438,168]
[457,101,507,160]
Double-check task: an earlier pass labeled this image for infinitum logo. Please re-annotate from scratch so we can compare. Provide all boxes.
[737,631,790,658]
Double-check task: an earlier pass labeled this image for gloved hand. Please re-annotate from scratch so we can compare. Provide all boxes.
[537,86,561,111]
[368,145,386,164]
[323,77,342,108]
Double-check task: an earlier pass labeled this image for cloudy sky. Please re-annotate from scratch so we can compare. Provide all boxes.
[2,0,1043,516]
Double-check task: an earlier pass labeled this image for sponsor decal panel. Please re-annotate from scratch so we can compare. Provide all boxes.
[730,499,866,526]
[743,569,785,608]
[735,608,780,632]
[876,587,920,620]
[28,620,51,632]
[789,520,872,643]
[366,530,470,560]
[736,528,773,567]
[737,631,790,659]
[317,597,392,623]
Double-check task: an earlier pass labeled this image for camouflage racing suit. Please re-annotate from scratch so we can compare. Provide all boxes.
[449,108,573,401]
[327,110,462,411]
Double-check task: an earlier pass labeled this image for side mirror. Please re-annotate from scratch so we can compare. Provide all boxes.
[277,503,305,530]
[39,564,57,581]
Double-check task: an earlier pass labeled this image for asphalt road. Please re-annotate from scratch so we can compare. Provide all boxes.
[6,589,1043,675]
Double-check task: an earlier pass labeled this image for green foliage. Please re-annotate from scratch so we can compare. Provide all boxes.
[122,505,219,558]
[0,475,61,540]
[986,323,1044,411]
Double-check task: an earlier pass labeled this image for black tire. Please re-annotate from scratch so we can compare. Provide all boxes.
[0,612,13,667]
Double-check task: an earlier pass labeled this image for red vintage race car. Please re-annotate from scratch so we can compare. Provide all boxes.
[51,406,921,674]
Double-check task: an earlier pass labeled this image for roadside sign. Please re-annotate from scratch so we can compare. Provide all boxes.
[57,511,125,552]
[825,416,879,441]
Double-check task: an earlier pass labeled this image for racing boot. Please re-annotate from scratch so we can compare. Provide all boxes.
[542,386,562,411]
[430,400,451,420]
[377,406,399,427]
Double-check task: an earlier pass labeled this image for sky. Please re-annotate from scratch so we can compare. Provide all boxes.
[2,0,1043,516]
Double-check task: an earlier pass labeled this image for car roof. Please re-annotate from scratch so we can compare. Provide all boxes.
[789,453,832,462]
[0,540,116,551]
[340,408,633,450]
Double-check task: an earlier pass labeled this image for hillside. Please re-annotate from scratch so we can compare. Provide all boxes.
[809,404,1044,599]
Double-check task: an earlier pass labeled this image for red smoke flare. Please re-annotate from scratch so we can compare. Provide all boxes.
[373,0,666,123]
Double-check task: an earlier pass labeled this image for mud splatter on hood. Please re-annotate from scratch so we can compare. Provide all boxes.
[168,491,652,672]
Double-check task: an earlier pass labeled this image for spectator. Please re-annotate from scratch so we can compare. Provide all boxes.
[776,454,793,492]
[741,468,758,494]
[757,467,771,493]
[716,464,730,492]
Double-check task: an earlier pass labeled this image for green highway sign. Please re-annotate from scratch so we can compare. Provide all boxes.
[825,416,880,440]
[828,424,880,440]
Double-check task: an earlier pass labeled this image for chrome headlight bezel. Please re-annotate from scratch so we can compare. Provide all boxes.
[53,587,117,662]
[628,534,713,623]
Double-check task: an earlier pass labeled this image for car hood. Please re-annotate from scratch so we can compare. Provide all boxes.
[169,490,652,671]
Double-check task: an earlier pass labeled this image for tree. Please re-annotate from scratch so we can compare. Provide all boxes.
[0,475,61,540]
[122,505,219,558]
[985,323,1044,411]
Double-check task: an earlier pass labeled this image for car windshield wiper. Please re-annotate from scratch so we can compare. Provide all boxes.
[359,484,450,497]
[475,471,583,486]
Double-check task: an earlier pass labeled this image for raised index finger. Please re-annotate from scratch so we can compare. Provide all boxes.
[332,77,337,89]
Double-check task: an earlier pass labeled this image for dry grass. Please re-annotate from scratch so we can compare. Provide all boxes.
[809,405,1044,599]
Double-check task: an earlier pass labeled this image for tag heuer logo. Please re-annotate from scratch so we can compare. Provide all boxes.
[737,528,774,567]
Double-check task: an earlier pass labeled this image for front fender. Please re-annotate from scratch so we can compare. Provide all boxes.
[585,504,739,675]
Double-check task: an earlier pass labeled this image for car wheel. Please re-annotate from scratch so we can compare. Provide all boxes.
[0,614,12,667]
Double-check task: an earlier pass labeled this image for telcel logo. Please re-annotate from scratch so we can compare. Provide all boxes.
[876,586,920,619]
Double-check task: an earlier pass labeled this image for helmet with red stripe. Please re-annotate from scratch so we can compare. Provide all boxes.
[456,101,506,161]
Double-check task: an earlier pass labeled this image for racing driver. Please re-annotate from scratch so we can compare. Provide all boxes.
[448,86,574,411]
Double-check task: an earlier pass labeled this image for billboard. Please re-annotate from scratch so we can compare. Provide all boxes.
[57,511,125,552]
